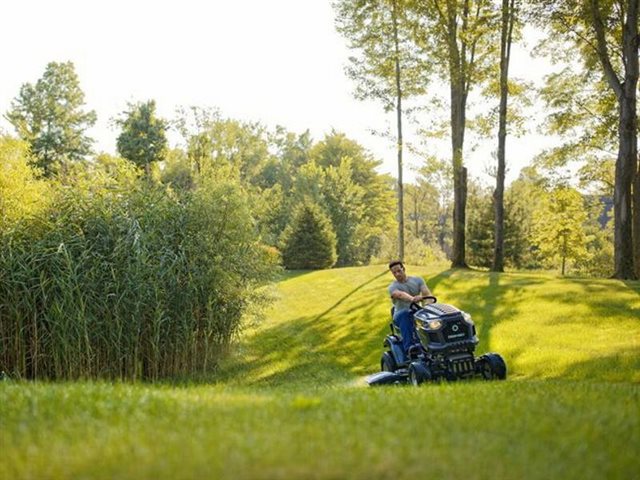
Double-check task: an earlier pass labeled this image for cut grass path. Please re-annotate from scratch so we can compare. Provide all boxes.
[2,265,639,479]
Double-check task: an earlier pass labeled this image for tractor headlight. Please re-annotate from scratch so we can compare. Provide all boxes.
[462,312,474,325]
[426,319,442,330]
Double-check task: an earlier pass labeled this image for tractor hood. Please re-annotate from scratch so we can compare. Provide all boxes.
[415,303,462,321]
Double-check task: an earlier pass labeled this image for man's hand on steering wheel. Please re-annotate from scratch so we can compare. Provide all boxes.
[409,295,437,312]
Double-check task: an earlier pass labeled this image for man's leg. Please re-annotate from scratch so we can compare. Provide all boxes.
[393,309,416,354]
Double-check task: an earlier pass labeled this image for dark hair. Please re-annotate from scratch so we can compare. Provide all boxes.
[388,260,404,270]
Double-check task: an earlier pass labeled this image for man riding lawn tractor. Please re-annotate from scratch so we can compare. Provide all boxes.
[366,261,507,386]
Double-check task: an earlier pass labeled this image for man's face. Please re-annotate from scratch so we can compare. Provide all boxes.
[390,264,406,282]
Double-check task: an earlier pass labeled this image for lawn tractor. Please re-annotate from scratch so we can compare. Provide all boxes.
[367,296,507,386]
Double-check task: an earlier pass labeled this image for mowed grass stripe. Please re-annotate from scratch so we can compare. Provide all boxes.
[1,381,637,480]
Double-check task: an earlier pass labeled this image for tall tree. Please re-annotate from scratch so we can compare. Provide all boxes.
[5,61,96,177]
[492,0,518,272]
[591,0,639,279]
[411,0,498,268]
[116,100,168,177]
[335,0,428,261]
[534,0,638,279]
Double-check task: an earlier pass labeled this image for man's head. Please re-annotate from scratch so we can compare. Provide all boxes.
[388,260,406,282]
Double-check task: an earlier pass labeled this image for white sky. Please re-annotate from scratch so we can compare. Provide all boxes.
[0,0,557,185]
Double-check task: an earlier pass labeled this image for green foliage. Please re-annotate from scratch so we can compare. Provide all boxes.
[334,0,428,111]
[175,107,270,184]
[0,163,278,380]
[161,117,394,268]
[502,174,543,269]
[307,131,395,265]
[5,61,96,176]
[573,197,614,277]
[466,181,495,268]
[116,100,168,175]
[414,157,453,257]
[533,186,588,275]
[160,148,194,191]
[0,135,51,230]
[372,229,447,266]
[280,202,337,270]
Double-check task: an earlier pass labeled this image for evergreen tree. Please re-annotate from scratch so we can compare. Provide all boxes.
[281,202,337,270]
[466,180,494,268]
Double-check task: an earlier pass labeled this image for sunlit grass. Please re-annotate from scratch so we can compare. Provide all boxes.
[2,380,638,480]
[2,264,639,479]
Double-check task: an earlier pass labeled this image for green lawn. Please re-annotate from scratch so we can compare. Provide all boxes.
[2,265,639,479]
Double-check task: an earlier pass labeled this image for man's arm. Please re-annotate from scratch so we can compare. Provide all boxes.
[390,289,423,304]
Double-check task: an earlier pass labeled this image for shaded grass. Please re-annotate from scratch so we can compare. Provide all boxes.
[2,265,639,479]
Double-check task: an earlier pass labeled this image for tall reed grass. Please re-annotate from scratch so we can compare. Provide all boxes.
[0,161,277,380]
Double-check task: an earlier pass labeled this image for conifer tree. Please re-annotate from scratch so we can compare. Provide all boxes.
[281,202,337,270]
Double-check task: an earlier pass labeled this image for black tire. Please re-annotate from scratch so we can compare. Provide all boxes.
[408,362,431,386]
[381,351,397,372]
[477,353,507,380]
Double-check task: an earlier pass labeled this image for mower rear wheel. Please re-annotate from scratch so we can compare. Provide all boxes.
[409,362,431,386]
[381,351,397,372]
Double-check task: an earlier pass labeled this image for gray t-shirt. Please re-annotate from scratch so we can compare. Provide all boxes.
[388,276,427,313]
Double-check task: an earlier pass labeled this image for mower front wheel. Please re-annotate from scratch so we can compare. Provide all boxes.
[476,353,507,380]
[409,362,432,386]
[381,351,398,372]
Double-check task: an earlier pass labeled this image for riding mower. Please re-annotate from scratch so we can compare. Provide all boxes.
[367,296,507,386]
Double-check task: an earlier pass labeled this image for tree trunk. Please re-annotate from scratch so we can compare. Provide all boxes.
[634,156,640,277]
[447,0,471,269]
[492,0,516,272]
[414,193,419,236]
[392,0,405,261]
[613,94,638,279]
[612,1,638,279]
[452,163,468,267]
[589,0,638,279]
[451,82,468,268]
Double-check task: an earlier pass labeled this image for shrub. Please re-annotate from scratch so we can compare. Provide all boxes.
[0,135,51,230]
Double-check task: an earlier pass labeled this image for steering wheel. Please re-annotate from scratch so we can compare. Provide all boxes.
[410,295,437,313]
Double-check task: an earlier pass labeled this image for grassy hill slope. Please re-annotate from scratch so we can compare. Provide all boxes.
[219,264,640,385]
[2,265,639,480]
